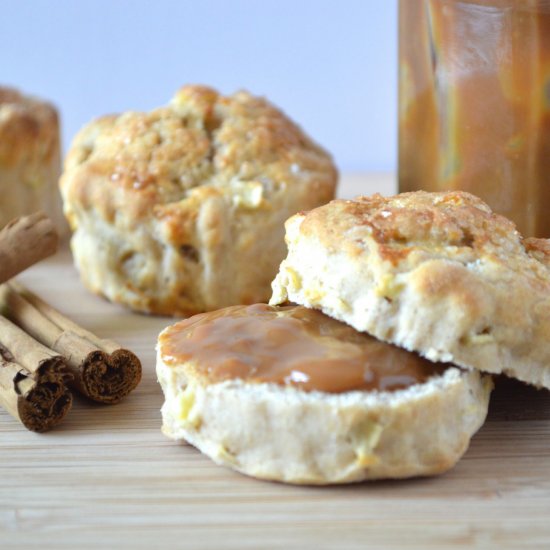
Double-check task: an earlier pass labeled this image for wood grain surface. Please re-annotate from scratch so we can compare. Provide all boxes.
[1,174,549,549]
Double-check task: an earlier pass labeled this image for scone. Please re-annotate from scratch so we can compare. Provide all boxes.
[156,303,492,485]
[60,85,337,315]
[270,191,550,389]
[0,86,64,232]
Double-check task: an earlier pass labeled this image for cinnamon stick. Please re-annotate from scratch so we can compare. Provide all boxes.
[0,315,72,432]
[0,212,58,285]
[1,282,142,404]
[0,360,72,433]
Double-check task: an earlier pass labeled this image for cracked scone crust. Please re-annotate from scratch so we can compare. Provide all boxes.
[156,349,491,485]
[0,86,63,231]
[60,85,337,315]
[270,191,550,389]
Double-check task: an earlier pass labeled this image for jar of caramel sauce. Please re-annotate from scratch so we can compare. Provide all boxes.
[399,0,550,237]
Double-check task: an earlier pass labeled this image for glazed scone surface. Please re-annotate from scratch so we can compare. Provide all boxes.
[270,191,550,389]
[156,304,492,484]
[158,303,445,393]
[61,85,337,315]
[0,86,63,231]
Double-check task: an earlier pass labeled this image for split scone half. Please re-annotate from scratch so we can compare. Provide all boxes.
[270,191,550,389]
[157,304,492,485]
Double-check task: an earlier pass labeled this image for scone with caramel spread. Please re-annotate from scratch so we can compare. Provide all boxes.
[60,85,337,315]
[271,191,550,389]
[0,86,63,232]
[156,304,491,484]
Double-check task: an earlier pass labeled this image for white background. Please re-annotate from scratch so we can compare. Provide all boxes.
[1,1,397,172]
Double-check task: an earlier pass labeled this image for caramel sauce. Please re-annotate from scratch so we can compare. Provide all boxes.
[159,304,446,393]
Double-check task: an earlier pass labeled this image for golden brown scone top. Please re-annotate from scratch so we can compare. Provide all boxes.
[61,85,337,229]
[0,86,59,167]
[297,191,550,282]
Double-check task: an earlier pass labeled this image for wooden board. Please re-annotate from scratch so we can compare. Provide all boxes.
[1,174,549,549]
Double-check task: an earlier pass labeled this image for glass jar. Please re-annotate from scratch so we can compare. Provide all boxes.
[399,0,550,237]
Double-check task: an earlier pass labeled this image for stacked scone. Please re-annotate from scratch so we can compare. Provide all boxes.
[270,191,550,389]
[154,190,550,485]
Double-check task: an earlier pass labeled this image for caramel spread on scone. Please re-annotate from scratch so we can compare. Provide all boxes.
[158,304,445,393]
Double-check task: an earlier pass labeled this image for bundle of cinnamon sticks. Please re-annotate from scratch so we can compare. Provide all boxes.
[0,212,142,432]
